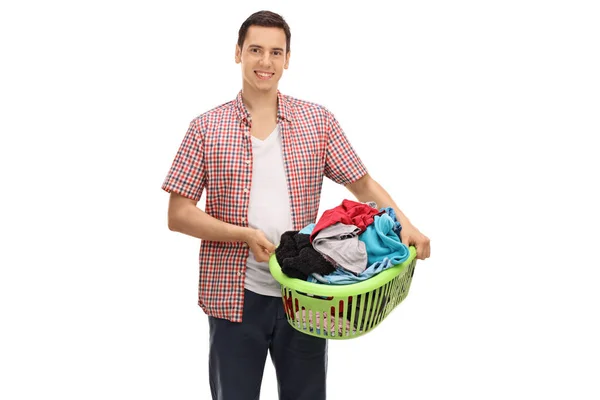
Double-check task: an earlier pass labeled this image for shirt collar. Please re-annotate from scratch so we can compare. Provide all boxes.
[234,90,293,125]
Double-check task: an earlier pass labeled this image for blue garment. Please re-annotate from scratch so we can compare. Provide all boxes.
[299,223,316,235]
[359,213,408,265]
[381,207,402,236]
[309,272,331,284]
[308,212,409,285]
[308,254,408,284]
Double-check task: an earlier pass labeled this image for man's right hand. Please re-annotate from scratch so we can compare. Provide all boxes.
[245,228,276,263]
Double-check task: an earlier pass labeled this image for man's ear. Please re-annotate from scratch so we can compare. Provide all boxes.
[284,51,291,69]
[235,44,241,64]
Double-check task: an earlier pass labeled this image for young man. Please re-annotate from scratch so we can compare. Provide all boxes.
[163,10,430,400]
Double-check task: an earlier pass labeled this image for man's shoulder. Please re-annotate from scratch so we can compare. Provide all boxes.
[191,99,236,125]
[281,94,333,119]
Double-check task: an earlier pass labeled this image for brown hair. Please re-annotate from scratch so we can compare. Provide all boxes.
[237,10,291,53]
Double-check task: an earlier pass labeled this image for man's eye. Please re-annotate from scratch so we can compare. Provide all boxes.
[273,51,282,56]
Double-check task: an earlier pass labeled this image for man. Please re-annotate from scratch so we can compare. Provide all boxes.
[162,10,430,400]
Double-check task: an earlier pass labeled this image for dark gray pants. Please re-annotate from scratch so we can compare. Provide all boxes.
[208,289,327,400]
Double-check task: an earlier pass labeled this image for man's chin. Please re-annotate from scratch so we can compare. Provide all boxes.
[255,83,278,92]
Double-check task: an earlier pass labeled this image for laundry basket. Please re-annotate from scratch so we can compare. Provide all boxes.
[269,246,417,339]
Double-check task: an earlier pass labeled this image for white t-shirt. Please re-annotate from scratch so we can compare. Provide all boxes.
[244,125,293,297]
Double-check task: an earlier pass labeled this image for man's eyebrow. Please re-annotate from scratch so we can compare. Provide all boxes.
[247,44,285,52]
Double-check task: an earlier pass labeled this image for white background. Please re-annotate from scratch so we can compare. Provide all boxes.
[1,0,599,399]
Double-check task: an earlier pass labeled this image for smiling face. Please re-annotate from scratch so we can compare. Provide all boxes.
[235,25,290,94]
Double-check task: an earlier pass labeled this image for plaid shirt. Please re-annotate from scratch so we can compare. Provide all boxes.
[162,90,367,322]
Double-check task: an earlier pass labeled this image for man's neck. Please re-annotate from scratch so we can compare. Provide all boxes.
[241,85,278,116]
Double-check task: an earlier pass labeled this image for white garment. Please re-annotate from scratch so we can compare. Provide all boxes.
[244,125,293,297]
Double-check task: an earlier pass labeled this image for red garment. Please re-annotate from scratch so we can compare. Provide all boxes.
[310,199,384,242]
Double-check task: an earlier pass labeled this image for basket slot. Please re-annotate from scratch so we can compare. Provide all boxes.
[351,294,364,332]
[319,310,327,337]
[338,300,347,337]
[397,273,407,304]
[282,288,295,320]
[297,307,314,334]
[360,291,373,331]
[341,296,361,337]
[330,306,338,337]
[377,280,394,324]
[390,272,404,309]
[369,287,385,329]
[400,275,409,301]
[366,287,381,331]
[335,302,355,338]
[398,261,415,303]
[386,281,395,316]
[343,296,353,336]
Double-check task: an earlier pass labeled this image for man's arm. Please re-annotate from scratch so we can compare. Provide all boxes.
[167,192,276,262]
[346,173,431,260]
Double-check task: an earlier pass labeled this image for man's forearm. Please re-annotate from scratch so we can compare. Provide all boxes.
[168,204,251,242]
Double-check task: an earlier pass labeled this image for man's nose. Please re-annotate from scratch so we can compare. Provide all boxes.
[259,53,272,66]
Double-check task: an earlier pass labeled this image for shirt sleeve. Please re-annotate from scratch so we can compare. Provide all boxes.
[161,119,207,201]
[323,110,368,185]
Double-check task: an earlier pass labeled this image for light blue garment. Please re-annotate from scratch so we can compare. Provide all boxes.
[359,213,407,265]
[309,272,331,284]
[381,207,402,236]
[307,212,409,285]
[299,223,316,235]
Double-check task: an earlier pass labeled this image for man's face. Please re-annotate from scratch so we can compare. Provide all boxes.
[235,26,290,93]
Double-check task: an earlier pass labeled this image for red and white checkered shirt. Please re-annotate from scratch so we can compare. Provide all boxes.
[162,90,367,322]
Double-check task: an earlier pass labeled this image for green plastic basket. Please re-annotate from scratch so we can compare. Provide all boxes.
[269,246,417,339]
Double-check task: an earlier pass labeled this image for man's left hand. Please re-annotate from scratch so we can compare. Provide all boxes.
[400,224,431,260]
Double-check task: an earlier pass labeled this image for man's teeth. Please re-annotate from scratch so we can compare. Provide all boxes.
[256,72,272,77]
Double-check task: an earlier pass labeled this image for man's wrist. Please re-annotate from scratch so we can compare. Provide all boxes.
[393,208,411,228]
[237,226,254,244]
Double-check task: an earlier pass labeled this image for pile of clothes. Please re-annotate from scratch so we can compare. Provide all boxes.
[275,199,410,285]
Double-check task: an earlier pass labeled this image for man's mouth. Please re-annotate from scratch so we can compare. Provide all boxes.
[255,71,274,80]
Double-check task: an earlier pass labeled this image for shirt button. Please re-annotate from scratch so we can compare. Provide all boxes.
[243,188,249,193]
[237,271,243,276]
[245,159,251,164]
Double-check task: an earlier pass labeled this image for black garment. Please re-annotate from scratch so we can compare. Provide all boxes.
[275,231,336,280]
[209,289,327,400]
